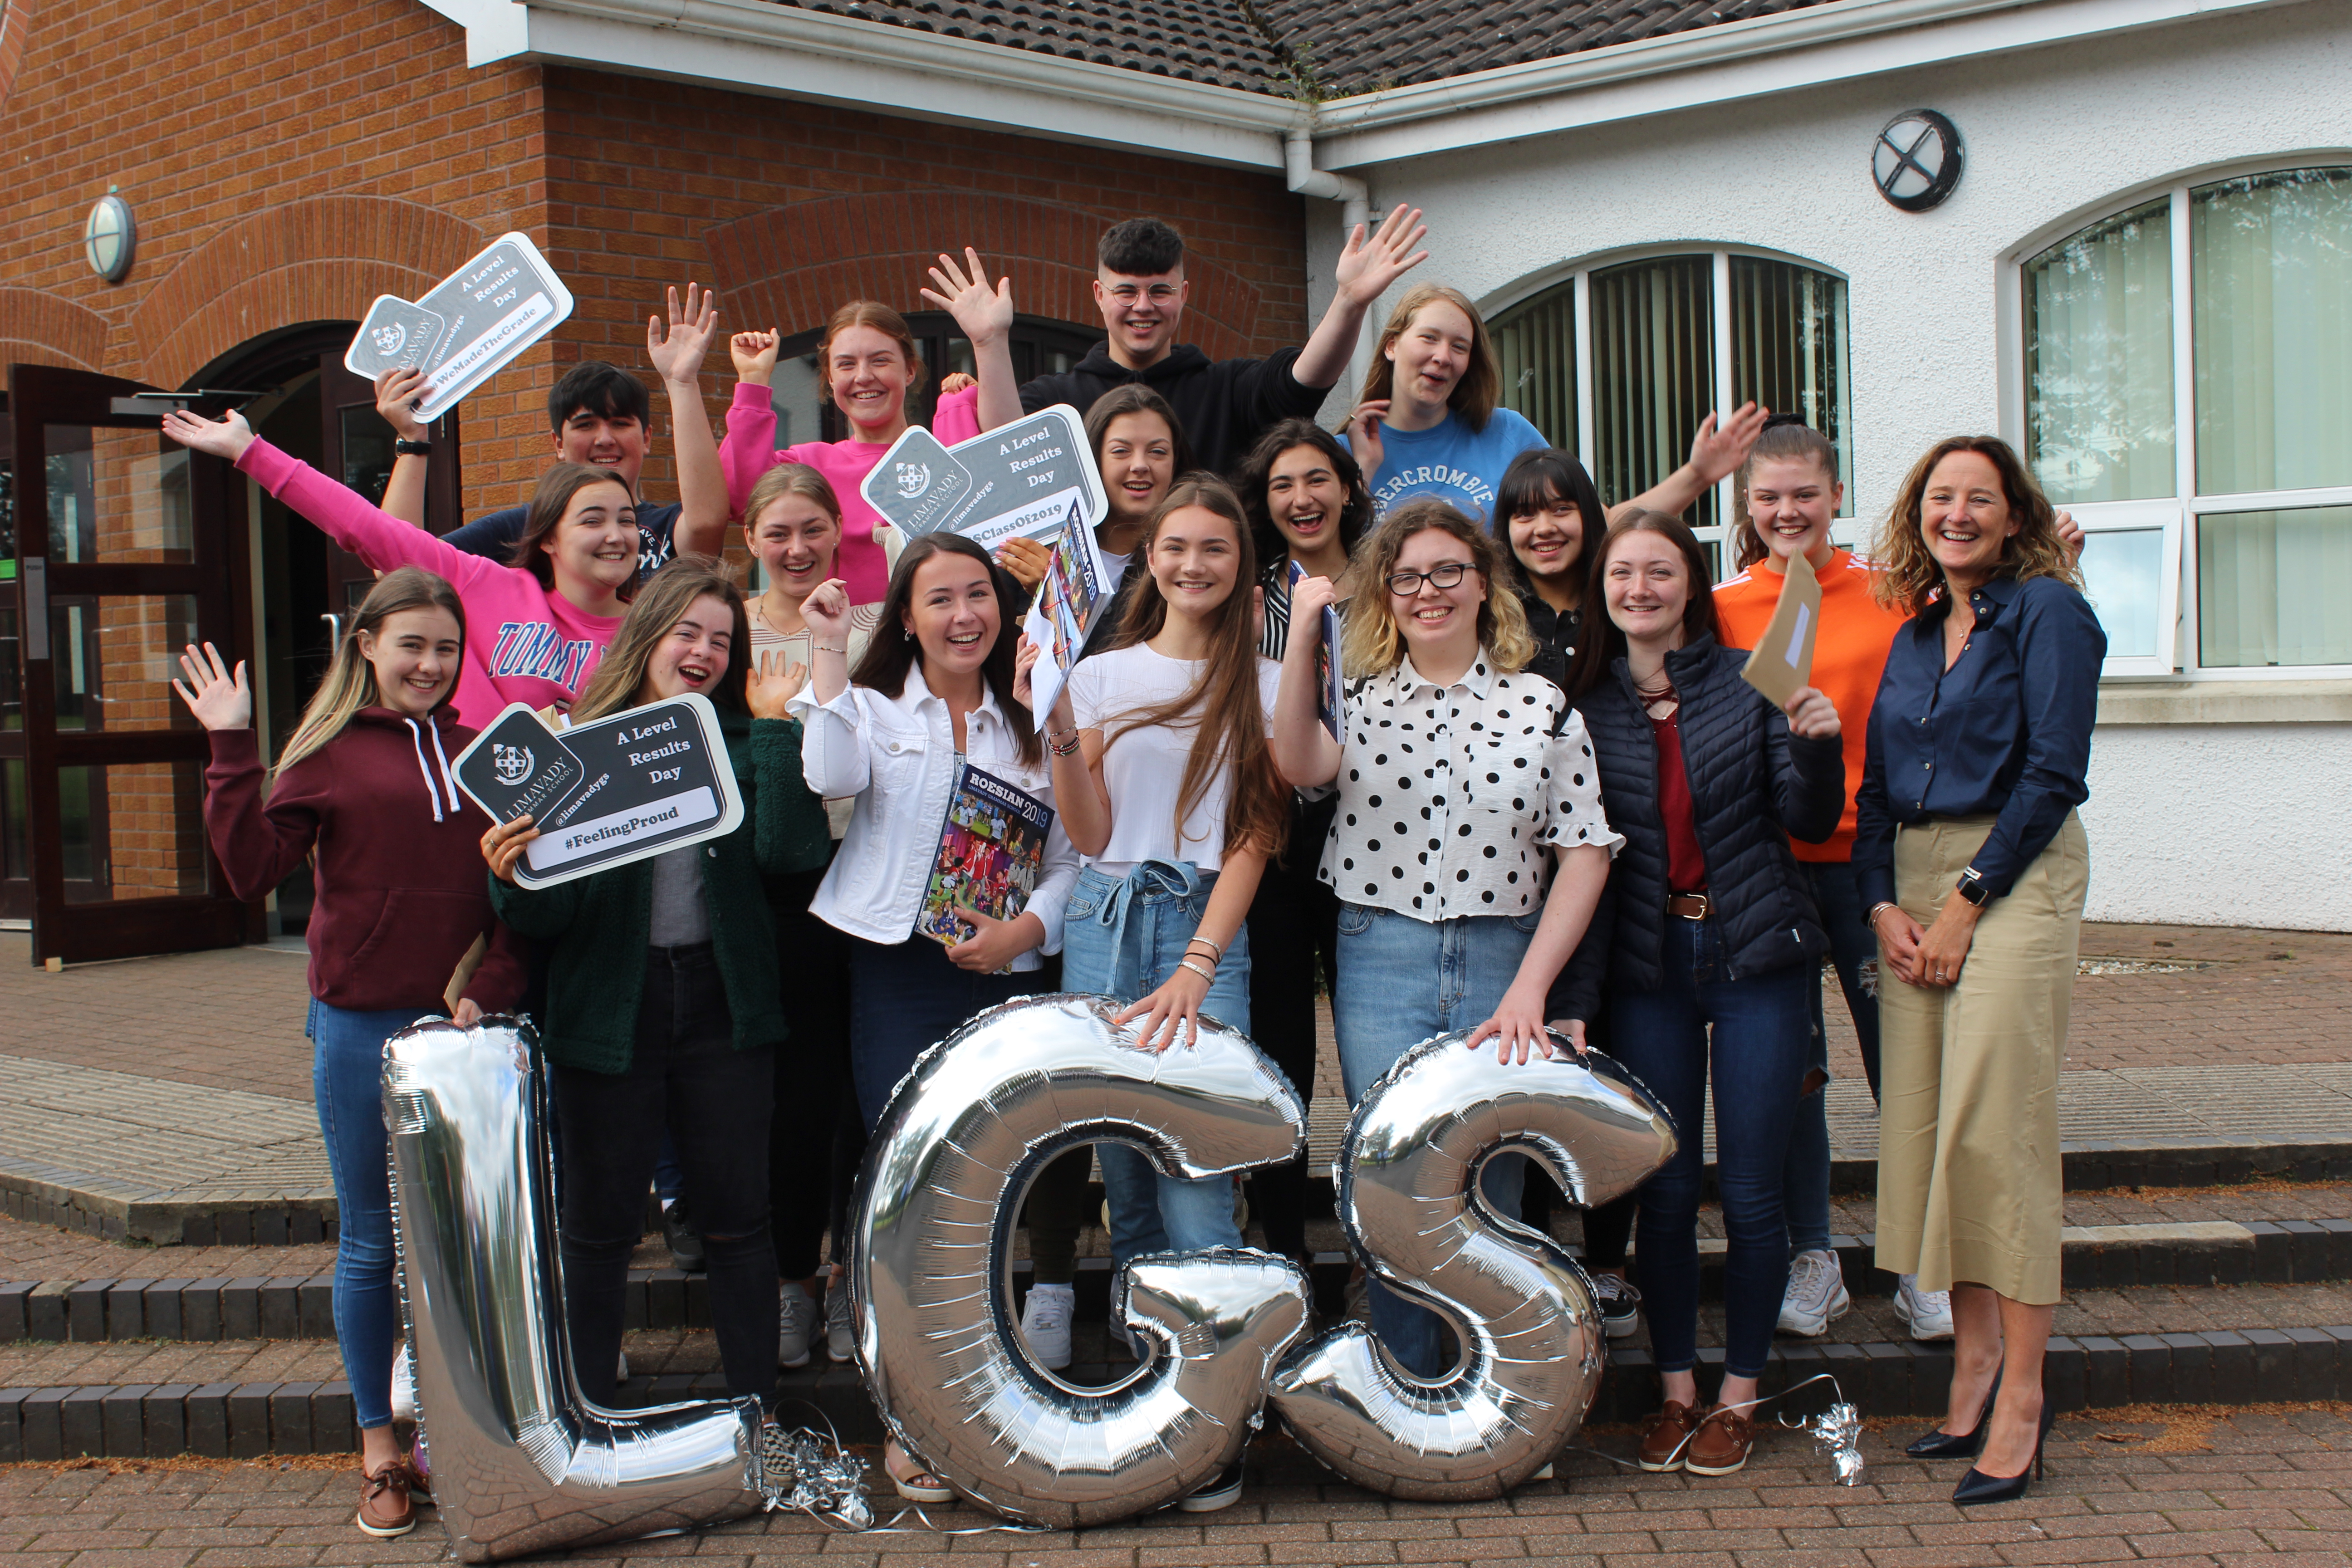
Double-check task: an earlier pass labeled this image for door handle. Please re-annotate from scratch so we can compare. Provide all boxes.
[321,612,342,653]
[21,556,47,658]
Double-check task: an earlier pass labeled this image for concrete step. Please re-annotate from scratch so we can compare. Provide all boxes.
[13,1214,2352,1344]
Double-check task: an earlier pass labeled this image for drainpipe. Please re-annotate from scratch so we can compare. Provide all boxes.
[1286,126,1376,401]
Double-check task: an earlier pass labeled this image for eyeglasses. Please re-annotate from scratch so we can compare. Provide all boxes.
[1386,562,1474,596]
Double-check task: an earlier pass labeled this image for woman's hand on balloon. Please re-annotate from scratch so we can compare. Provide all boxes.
[452,998,485,1027]
[1114,965,1213,1054]
[1465,980,1559,1065]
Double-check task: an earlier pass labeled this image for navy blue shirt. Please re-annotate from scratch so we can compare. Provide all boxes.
[440,499,684,583]
[1853,573,2105,910]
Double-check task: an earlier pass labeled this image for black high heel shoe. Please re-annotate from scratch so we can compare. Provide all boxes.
[1951,1388,2054,1505]
[1906,1368,2002,1459]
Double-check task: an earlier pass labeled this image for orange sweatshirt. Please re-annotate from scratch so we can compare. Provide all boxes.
[1713,548,1910,863]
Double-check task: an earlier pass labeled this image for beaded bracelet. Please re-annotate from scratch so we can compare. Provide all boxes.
[813,643,847,656]
[1048,733,1083,759]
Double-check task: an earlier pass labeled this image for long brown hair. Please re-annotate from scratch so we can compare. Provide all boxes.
[819,301,926,400]
[1353,284,1500,435]
[1732,416,1841,571]
[277,568,466,774]
[1341,498,1536,678]
[848,533,1040,766]
[507,462,637,598]
[568,557,752,722]
[1561,510,1724,702]
[1098,475,1288,860]
[1872,436,2082,616]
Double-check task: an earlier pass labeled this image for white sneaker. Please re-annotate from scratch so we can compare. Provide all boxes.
[1894,1274,1955,1341]
[778,1284,819,1368]
[1776,1250,1852,1336]
[823,1270,856,1363]
[1021,1283,1076,1371]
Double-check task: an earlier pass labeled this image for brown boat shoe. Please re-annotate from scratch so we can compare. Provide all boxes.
[356,1459,416,1538]
[1637,1399,1704,1471]
[1685,1402,1758,1476]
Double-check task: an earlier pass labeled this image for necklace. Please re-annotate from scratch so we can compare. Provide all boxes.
[754,596,803,642]
[1634,666,1679,720]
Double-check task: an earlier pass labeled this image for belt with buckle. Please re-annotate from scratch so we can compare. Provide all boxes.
[1666,892,1712,921]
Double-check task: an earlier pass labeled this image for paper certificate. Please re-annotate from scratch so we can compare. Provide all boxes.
[450,694,743,888]
[343,232,576,422]
[1738,547,1824,709]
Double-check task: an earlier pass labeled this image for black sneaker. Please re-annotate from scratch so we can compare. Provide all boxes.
[1178,1462,1243,1513]
[662,1200,707,1273]
[1591,1272,1641,1339]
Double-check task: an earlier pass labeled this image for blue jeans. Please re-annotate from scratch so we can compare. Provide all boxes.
[1611,917,1811,1379]
[1063,862,1253,1273]
[1782,859,1883,1256]
[309,996,439,1431]
[848,933,1033,1132]
[1331,901,1538,1379]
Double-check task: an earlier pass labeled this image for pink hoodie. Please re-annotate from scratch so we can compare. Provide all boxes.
[720,382,981,602]
[238,438,624,726]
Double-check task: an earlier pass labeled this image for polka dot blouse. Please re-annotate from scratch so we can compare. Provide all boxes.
[1319,652,1622,921]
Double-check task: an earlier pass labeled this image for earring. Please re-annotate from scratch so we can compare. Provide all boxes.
[903,627,913,642]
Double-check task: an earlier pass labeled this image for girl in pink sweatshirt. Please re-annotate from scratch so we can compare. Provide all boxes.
[718,250,1024,601]
[162,409,638,725]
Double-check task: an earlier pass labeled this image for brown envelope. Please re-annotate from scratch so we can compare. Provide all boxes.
[1739,548,1823,708]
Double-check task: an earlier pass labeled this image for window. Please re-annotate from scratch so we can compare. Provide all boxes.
[2022,164,2352,676]
[1489,250,1852,568]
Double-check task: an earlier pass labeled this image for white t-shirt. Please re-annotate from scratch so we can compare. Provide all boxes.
[1066,642,1282,875]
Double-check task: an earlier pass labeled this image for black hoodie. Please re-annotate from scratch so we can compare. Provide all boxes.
[1019,342,1330,477]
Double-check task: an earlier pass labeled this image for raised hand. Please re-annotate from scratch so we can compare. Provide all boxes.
[748,651,809,718]
[160,408,257,462]
[1013,633,1041,711]
[801,578,853,642]
[936,372,977,396]
[373,368,429,441]
[1687,402,1769,487]
[730,328,781,387]
[995,534,1049,591]
[648,283,719,388]
[170,642,251,731]
[1345,401,1389,478]
[920,248,1014,349]
[1333,203,1431,307]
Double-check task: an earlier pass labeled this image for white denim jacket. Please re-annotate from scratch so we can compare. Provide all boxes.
[790,662,1076,965]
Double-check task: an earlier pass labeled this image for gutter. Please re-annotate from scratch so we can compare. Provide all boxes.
[1284,128,1375,393]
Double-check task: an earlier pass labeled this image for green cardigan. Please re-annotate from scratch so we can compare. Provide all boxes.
[490,710,829,1074]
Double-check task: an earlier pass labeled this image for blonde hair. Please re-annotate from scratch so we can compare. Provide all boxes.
[1871,436,2083,616]
[741,461,842,531]
[569,557,752,722]
[1353,284,1500,435]
[276,568,466,774]
[1340,499,1536,678]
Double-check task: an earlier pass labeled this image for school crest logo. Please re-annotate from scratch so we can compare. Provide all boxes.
[370,322,409,356]
[492,742,534,786]
[893,461,931,498]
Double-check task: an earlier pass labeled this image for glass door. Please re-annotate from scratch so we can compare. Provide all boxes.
[8,364,258,965]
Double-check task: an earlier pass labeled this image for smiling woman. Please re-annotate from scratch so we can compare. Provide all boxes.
[159,407,632,725]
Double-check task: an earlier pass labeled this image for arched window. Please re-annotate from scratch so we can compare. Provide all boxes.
[2022,165,2352,675]
[1488,250,1852,567]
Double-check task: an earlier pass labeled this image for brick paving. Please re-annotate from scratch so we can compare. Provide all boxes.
[10,1406,2352,1564]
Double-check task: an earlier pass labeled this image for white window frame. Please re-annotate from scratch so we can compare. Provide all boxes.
[1484,243,1857,574]
[2004,158,2352,683]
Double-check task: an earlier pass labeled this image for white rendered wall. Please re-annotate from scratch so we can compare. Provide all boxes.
[1303,0,2352,928]
[2082,724,2352,931]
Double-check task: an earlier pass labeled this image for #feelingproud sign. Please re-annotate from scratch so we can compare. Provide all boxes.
[452,695,742,889]
[344,233,575,422]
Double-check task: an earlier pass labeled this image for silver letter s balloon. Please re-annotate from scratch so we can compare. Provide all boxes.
[850,995,1311,1528]
[383,1016,773,1562]
[1269,1033,1676,1499]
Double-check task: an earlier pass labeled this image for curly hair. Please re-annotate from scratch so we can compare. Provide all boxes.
[1872,436,2082,616]
[1340,499,1537,678]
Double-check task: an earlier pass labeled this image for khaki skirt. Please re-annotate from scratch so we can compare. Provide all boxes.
[1873,811,2088,1305]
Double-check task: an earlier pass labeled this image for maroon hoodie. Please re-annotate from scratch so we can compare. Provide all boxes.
[202,706,524,1014]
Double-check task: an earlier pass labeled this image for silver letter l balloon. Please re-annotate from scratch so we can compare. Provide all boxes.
[850,994,1312,1529]
[1269,1032,1677,1499]
[383,1017,773,1562]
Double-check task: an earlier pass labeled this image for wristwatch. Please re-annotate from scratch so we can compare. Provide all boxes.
[1954,867,1992,907]
[394,438,431,456]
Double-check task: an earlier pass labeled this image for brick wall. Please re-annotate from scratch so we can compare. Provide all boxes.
[0,0,1311,519]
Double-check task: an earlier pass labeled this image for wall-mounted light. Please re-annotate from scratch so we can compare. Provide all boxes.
[83,191,135,282]
[1872,111,1963,213]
